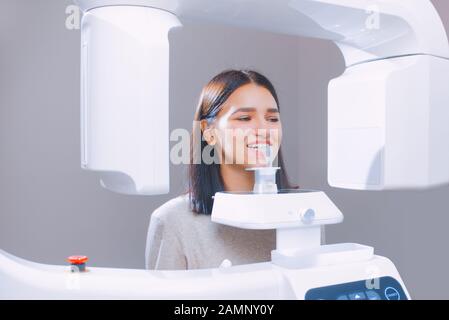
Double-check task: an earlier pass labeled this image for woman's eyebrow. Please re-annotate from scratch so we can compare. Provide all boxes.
[231,107,256,114]
[231,107,279,115]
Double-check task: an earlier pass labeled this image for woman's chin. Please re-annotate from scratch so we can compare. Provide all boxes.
[243,149,273,167]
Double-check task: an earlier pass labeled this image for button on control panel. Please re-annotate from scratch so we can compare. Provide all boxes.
[305,276,407,300]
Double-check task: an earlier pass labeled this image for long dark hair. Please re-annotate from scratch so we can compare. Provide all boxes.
[189,69,294,215]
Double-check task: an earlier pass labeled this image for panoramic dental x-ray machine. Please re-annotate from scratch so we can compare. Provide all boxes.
[1,0,449,300]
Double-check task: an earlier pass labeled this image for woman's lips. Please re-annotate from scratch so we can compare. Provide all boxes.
[245,143,273,164]
[246,142,272,149]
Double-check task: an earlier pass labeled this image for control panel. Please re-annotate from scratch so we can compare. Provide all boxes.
[305,276,407,300]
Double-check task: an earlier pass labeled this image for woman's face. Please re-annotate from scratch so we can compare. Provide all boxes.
[204,83,282,168]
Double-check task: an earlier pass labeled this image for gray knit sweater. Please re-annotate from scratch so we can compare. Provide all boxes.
[145,195,277,270]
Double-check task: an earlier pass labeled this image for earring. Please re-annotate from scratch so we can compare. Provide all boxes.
[209,135,216,146]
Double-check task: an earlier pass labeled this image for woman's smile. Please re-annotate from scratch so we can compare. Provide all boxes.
[246,141,273,165]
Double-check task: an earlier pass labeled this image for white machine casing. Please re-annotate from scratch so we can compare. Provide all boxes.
[75,0,449,194]
[328,55,449,190]
[1,0,448,300]
[0,249,410,300]
[211,190,343,229]
[80,6,181,195]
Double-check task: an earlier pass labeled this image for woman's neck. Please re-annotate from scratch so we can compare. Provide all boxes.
[220,164,254,192]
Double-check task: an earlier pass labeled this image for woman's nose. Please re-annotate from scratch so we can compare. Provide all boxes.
[252,115,270,129]
[248,118,273,137]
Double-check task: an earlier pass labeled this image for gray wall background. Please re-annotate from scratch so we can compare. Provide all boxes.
[0,0,448,299]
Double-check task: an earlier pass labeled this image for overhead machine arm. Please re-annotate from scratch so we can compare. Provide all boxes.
[75,0,449,194]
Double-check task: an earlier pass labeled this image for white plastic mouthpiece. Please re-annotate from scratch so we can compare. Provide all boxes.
[246,166,280,194]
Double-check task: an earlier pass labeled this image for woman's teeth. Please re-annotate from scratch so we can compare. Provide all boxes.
[247,144,269,149]
[246,144,273,164]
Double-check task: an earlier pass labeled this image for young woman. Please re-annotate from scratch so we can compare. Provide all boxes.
[145,69,295,270]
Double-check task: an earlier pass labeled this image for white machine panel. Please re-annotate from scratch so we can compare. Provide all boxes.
[328,55,449,190]
[80,6,181,194]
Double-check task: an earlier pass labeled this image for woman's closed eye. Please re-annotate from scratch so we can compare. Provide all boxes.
[235,115,280,122]
[236,115,251,121]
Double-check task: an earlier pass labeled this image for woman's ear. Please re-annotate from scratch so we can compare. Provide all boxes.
[201,119,216,146]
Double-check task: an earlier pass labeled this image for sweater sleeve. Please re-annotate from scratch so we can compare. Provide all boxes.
[145,213,187,270]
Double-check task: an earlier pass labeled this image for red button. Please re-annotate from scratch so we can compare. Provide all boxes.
[67,255,88,265]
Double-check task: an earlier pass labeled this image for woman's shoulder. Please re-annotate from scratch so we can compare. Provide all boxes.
[151,194,200,224]
[149,194,212,245]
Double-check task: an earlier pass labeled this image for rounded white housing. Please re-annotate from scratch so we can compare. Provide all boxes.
[211,190,343,229]
[80,6,182,195]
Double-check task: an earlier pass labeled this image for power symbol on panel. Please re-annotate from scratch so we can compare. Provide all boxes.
[384,287,400,300]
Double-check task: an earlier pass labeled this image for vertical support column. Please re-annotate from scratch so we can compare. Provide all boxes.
[276,226,321,252]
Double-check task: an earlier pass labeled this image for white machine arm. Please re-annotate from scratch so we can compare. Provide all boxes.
[76,0,449,66]
[74,0,449,194]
